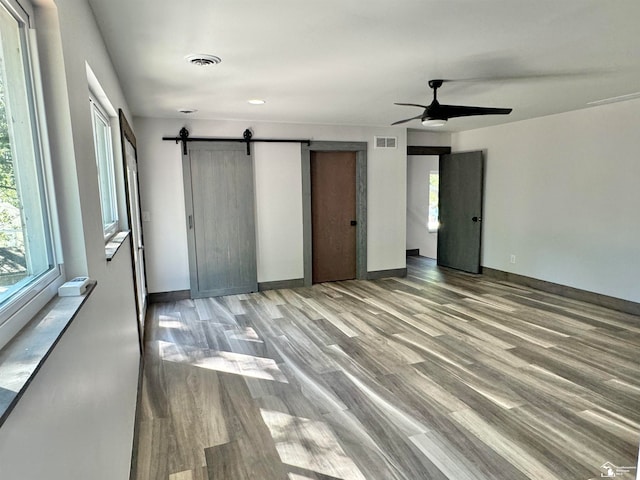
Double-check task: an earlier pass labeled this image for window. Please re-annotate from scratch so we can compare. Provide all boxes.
[428,170,439,232]
[0,0,62,347]
[90,97,118,240]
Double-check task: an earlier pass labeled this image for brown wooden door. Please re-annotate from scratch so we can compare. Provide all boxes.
[311,151,357,283]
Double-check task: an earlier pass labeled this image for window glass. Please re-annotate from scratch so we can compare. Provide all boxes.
[428,170,439,232]
[0,0,56,310]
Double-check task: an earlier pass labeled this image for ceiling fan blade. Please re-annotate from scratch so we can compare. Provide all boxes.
[394,102,429,109]
[391,114,423,126]
[440,71,604,84]
[437,104,512,118]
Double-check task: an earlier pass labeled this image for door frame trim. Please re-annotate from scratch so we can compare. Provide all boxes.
[301,141,367,286]
[118,109,147,353]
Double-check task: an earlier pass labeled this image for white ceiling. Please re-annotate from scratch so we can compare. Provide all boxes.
[86,0,640,132]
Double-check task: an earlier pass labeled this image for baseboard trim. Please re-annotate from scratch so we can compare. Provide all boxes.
[367,268,407,280]
[148,290,191,304]
[258,278,305,291]
[483,267,640,316]
[128,358,145,480]
[406,249,420,257]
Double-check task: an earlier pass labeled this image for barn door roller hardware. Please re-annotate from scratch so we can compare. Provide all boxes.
[163,128,312,155]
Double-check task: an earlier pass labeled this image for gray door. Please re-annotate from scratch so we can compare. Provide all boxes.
[183,142,257,297]
[437,151,484,273]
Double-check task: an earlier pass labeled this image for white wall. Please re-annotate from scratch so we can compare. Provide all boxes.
[134,117,407,292]
[0,252,138,480]
[405,130,451,258]
[0,1,140,479]
[254,142,304,282]
[407,130,451,148]
[452,99,640,303]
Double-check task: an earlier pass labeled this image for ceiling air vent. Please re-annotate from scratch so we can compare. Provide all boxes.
[185,54,222,66]
[375,136,397,149]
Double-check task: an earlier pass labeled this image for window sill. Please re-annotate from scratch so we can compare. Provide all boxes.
[105,230,130,261]
[0,281,96,427]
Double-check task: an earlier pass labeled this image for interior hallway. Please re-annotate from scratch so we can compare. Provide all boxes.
[131,256,640,480]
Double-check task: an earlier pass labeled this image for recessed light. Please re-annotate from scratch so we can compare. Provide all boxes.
[248,99,266,105]
[178,108,198,114]
[184,54,222,66]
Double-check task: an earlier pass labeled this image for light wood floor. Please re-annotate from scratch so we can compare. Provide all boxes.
[131,257,640,480]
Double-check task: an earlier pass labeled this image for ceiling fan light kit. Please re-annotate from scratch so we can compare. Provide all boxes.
[422,118,447,127]
[393,79,513,127]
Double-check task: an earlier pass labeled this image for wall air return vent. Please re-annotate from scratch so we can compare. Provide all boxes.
[374,136,397,149]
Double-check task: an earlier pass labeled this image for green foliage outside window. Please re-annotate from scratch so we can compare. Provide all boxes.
[0,73,27,287]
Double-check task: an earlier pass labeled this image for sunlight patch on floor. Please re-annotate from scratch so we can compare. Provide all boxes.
[160,340,288,383]
[226,326,263,343]
[260,409,366,480]
[158,316,187,330]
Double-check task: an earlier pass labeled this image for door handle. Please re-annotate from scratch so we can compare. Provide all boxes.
[188,215,193,229]
[472,216,481,222]
[350,220,357,226]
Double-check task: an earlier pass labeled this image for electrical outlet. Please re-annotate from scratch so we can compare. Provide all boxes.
[510,254,516,264]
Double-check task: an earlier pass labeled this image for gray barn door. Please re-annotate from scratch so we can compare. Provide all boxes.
[437,151,484,273]
[183,142,257,297]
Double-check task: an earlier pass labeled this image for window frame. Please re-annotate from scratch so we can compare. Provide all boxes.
[89,93,119,241]
[0,0,64,351]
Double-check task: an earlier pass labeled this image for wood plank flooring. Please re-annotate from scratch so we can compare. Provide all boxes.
[131,256,640,480]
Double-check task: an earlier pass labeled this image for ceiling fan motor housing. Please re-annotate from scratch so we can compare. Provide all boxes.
[425,100,446,120]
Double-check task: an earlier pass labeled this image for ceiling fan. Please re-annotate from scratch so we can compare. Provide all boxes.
[392,79,512,127]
